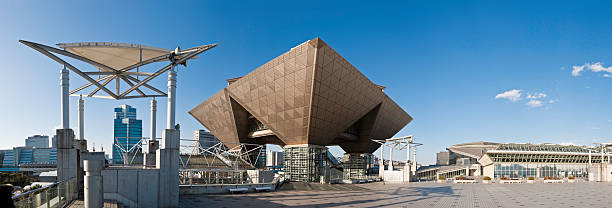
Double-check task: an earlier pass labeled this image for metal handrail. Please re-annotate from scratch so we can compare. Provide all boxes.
[12,177,77,208]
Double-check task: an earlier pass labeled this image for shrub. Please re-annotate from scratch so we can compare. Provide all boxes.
[483,176,491,180]
[568,176,575,179]
[528,176,534,180]
[438,176,445,180]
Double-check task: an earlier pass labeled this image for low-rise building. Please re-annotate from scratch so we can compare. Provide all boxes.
[417,141,612,181]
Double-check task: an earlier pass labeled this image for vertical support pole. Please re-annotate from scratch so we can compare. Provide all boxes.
[61,66,69,129]
[78,95,84,140]
[151,98,157,140]
[602,146,605,164]
[589,149,592,165]
[412,146,417,175]
[389,147,393,171]
[379,145,384,179]
[405,143,411,182]
[167,68,177,129]
[606,149,610,164]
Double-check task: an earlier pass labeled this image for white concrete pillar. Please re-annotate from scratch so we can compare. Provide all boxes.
[405,145,411,182]
[157,129,179,207]
[406,144,410,167]
[379,145,384,179]
[56,129,77,182]
[60,67,69,129]
[389,148,393,171]
[150,98,157,140]
[78,96,84,140]
[84,158,104,208]
[167,69,177,129]
[589,149,592,165]
[602,146,605,164]
[412,146,417,175]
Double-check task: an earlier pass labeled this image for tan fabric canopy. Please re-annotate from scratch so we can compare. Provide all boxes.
[57,42,194,70]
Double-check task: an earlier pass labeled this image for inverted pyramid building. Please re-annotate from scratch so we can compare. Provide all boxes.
[189,38,412,154]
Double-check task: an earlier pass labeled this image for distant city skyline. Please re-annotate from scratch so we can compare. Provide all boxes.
[1,1,612,165]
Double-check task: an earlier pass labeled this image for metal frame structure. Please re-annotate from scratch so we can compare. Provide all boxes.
[373,136,423,170]
[19,40,216,100]
[178,139,264,170]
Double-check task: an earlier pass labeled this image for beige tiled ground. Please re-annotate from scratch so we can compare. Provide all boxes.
[179,182,612,208]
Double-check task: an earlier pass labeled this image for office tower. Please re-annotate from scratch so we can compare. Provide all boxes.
[51,135,56,148]
[112,105,142,164]
[193,130,221,154]
[26,135,49,148]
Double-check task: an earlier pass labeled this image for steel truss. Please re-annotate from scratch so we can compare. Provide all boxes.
[19,40,216,100]
[178,139,264,170]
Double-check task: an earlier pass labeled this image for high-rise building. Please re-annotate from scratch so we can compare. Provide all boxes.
[51,136,56,148]
[26,135,49,148]
[112,105,142,164]
[193,130,221,154]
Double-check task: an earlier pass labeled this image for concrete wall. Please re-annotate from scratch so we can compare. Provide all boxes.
[383,170,404,182]
[482,165,494,178]
[588,163,612,182]
[247,170,274,183]
[102,167,160,208]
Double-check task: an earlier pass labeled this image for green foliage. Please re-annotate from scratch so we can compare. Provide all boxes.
[483,176,491,180]
[528,176,534,180]
[0,172,36,187]
[438,176,445,180]
[568,176,575,179]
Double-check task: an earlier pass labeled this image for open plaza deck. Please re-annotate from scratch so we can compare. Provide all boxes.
[180,182,612,208]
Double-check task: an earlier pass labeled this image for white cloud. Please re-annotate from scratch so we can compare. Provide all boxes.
[548,99,558,104]
[495,89,522,102]
[572,65,585,76]
[526,100,543,108]
[572,62,612,77]
[527,92,547,99]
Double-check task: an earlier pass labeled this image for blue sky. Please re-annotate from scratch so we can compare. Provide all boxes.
[1,1,611,165]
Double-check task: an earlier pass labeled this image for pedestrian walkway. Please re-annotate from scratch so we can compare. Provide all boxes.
[179,182,612,207]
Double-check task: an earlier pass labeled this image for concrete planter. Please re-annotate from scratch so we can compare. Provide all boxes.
[483,180,490,184]
[543,179,564,183]
[500,180,522,184]
[454,180,476,184]
[527,180,535,184]
[437,180,446,183]
[568,179,576,183]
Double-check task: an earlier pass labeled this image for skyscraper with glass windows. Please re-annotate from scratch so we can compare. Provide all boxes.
[112,105,142,164]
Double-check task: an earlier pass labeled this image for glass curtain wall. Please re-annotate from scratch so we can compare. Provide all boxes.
[494,163,588,179]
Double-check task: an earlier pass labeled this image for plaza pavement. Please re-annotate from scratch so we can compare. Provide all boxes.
[179,182,612,208]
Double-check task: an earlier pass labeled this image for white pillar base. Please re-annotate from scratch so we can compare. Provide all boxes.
[156,129,179,207]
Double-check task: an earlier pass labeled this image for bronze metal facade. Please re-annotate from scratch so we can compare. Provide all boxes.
[190,38,412,154]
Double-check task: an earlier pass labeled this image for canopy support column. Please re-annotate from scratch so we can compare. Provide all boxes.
[61,66,70,129]
[78,95,84,140]
[151,98,157,140]
[167,68,177,129]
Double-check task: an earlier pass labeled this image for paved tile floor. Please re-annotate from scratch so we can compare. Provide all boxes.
[179,182,612,207]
